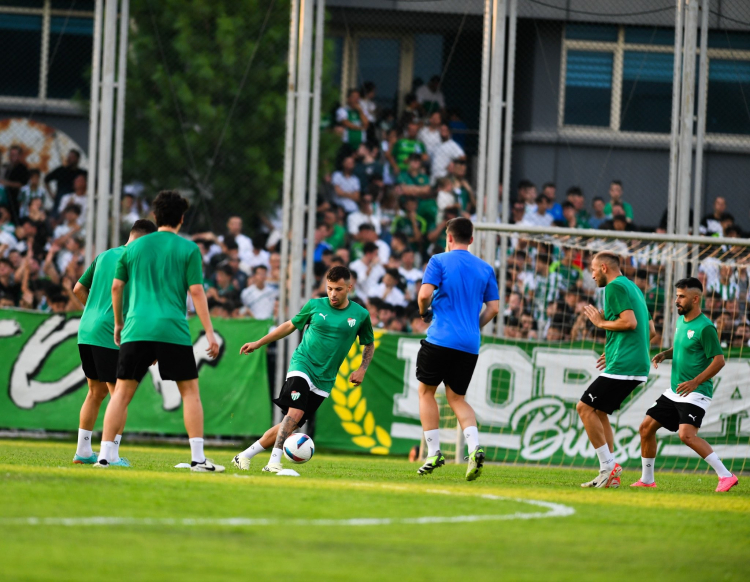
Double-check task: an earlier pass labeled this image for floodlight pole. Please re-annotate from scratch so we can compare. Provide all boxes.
[692,0,710,270]
[475,0,492,257]
[111,0,130,248]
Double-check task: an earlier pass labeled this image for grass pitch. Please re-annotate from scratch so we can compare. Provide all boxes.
[1,440,748,581]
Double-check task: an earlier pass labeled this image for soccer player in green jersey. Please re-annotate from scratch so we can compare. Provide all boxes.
[94,191,222,472]
[578,252,654,488]
[232,266,375,473]
[633,277,738,492]
[71,219,157,465]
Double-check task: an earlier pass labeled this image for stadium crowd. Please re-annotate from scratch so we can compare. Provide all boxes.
[1,77,749,347]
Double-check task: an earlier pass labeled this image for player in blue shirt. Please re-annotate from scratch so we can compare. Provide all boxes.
[416,217,500,480]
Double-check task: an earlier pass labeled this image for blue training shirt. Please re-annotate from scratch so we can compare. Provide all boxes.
[423,250,499,354]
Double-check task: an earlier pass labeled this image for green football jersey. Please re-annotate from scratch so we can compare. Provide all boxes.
[114,231,203,346]
[288,297,374,393]
[392,139,426,172]
[603,275,651,378]
[672,314,723,398]
[77,246,127,350]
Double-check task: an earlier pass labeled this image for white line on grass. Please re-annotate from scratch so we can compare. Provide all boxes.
[1,496,574,527]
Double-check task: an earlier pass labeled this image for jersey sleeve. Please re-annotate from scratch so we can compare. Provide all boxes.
[78,256,97,289]
[357,313,375,345]
[291,300,315,331]
[422,256,442,288]
[606,282,633,316]
[113,250,129,283]
[483,267,500,302]
[186,246,204,286]
[700,324,724,359]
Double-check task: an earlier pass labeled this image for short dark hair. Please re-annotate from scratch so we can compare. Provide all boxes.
[359,223,375,232]
[542,182,555,191]
[535,193,549,204]
[152,190,189,227]
[63,203,81,216]
[252,265,268,274]
[593,251,620,270]
[326,266,351,282]
[347,88,359,98]
[446,217,473,244]
[593,196,604,203]
[518,179,534,190]
[675,277,703,293]
[363,242,379,255]
[130,219,156,236]
[28,168,40,178]
[562,201,575,210]
[566,186,583,197]
[69,149,81,159]
[611,179,623,187]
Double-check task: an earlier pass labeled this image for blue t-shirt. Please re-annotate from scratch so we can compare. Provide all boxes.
[423,250,499,354]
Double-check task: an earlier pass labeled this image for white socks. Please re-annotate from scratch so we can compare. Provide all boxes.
[112,434,122,463]
[704,452,732,478]
[424,429,440,457]
[641,457,655,484]
[98,441,115,463]
[269,448,283,465]
[189,437,205,464]
[595,444,616,472]
[76,429,93,457]
[464,426,479,452]
[240,440,266,460]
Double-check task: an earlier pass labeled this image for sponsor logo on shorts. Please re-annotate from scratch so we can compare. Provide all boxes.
[687,329,695,339]
[348,318,356,327]
[588,394,597,402]
[688,413,697,421]
[291,391,300,401]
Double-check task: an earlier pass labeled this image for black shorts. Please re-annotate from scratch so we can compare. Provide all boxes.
[273,376,327,428]
[647,394,706,432]
[117,341,198,383]
[79,344,120,384]
[580,376,643,415]
[415,340,479,396]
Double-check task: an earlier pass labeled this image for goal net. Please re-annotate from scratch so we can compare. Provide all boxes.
[436,225,750,474]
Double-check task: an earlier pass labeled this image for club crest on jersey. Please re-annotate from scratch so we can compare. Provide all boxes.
[687,329,695,339]
[291,391,300,401]
[347,318,356,327]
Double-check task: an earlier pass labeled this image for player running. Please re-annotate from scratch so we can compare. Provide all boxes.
[71,219,156,465]
[632,277,738,492]
[415,217,500,481]
[578,252,652,489]
[232,266,374,473]
[94,191,222,472]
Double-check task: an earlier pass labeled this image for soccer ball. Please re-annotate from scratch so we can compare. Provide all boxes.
[283,433,315,464]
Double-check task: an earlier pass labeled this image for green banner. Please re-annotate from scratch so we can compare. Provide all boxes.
[0,310,272,436]
[316,331,750,470]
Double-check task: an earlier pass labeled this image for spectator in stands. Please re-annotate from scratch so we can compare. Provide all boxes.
[523,194,554,227]
[554,200,584,229]
[549,247,583,294]
[266,252,281,292]
[331,155,361,214]
[604,180,633,222]
[44,149,86,216]
[323,207,346,250]
[449,159,475,213]
[244,234,271,271]
[415,75,445,115]
[426,205,459,256]
[359,81,377,126]
[336,88,369,149]
[353,142,383,194]
[399,247,422,297]
[1,145,30,221]
[0,257,19,306]
[223,215,254,266]
[207,264,241,310]
[520,311,538,340]
[18,170,49,218]
[240,265,278,320]
[510,200,526,225]
[417,111,443,160]
[435,177,459,223]
[398,92,421,130]
[542,182,563,223]
[504,291,524,318]
[369,268,406,307]
[391,195,426,254]
[516,180,537,213]
[351,223,389,263]
[391,120,428,174]
[312,223,333,263]
[52,204,82,247]
[397,153,431,203]
[347,191,381,236]
[565,186,590,228]
[588,196,607,229]
[700,196,727,236]
[58,175,88,226]
[430,124,465,181]
[349,241,385,298]
[220,239,249,290]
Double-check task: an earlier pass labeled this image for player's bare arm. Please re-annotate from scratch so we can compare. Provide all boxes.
[676,354,725,396]
[239,320,296,355]
[111,278,126,346]
[478,300,500,329]
[73,281,89,306]
[584,305,637,331]
[189,283,220,359]
[651,347,673,368]
[350,342,374,386]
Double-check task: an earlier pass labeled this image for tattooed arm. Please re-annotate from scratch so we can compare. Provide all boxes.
[349,342,374,386]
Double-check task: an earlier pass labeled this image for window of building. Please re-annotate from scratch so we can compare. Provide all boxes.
[561,23,750,137]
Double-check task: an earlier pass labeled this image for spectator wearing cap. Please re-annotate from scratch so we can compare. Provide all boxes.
[417,111,443,160]
[58,174,88,226]
[347,191,381,236]
[240,265,278,320]
[430,124,465,182]
[349,241,385,298]
[331,155,361,214]
[336,88,369,149]
[391,120,428,174]
[415,75,446,116]
[391,195,427,254]
[369,268,407,307]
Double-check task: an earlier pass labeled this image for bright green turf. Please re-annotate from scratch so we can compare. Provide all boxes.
[1,440,749,581]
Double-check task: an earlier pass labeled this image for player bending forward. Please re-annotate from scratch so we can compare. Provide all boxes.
[72,219,157,465]
[415,217,500,480]
[233,266,374,473]
[632,277,738,492]
[95,191,221,472]
[578,252,653,488]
